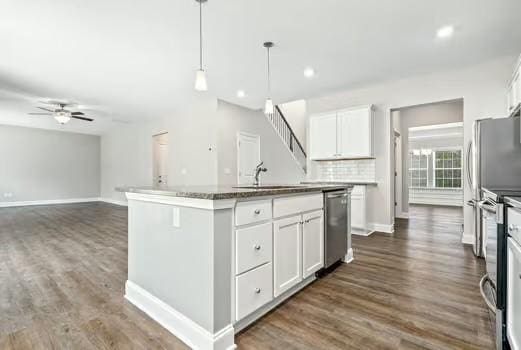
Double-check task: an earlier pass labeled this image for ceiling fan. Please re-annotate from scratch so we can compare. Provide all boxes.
[28,101,94,124]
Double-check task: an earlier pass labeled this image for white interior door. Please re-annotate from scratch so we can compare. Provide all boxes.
[153,133,168,185]
[237,132,260,185]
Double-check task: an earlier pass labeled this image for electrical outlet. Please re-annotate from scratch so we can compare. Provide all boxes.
[181,168,187,175]
[224,168,231,175]
[3,193,13,198]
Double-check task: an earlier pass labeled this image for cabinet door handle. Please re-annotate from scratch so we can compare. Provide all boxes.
[304,219,310,224]
[254,288,261,294]
[254,209,261,215]
[254,244,261,250]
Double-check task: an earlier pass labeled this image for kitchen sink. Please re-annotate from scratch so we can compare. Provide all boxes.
[233,185,303,189]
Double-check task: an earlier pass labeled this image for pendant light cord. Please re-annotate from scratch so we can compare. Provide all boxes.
[199,0,203,70]
[266,46,271,98]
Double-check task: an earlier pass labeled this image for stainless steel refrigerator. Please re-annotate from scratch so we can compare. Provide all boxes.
[468,116,521,257]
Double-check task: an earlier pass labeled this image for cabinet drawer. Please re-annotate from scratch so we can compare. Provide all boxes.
[236,223,272,275]
[273,193,323,218]
[508,207,521,245]
[235,200,272,226]
[235,263,273,320]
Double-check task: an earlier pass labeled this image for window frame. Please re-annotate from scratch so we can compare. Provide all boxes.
[408,146,463,190]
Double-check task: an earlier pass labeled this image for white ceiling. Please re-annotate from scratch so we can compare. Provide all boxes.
[1,0,520,134]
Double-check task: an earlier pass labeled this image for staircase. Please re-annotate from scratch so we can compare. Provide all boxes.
[266,106,307,173]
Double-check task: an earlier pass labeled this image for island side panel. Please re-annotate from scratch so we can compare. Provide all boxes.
[212,209,233,333]
[128,199,217,331]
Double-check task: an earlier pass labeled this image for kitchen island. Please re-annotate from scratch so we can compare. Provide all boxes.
[118,184,352,350]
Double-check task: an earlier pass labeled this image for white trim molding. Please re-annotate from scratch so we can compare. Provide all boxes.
[100,197,128,206]
[125,280,236,350]
[370,223,394,234]
[344,248,354,263]
[0,197,100,208]
[461,232,475,245]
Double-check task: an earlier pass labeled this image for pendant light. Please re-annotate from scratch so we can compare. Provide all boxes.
[263,42,274,115]
[194,0,208,91]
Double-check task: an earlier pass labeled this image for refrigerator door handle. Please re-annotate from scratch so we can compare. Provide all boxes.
[479,274,497,312]
[466,140,473,189]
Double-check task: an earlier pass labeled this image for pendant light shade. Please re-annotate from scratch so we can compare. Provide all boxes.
[194,0,208,91]
[194,69,207,91]
[263,42,274,115]
[264,98,274,115]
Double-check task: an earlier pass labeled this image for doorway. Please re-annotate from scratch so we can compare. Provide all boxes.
[237,132,260,185]
[391,99,464,221]
[153,132,168,186]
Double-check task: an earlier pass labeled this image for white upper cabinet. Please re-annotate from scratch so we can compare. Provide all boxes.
[337,106,374,158]
[309,113,337,159]
[309,105,374,160]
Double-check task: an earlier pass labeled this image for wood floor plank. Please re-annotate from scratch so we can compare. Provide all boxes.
[0,203,493,349]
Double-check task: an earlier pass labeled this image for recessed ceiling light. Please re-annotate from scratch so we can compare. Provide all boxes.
[304,67,315,78]
[437,25,454,39]
[237,90,245,98]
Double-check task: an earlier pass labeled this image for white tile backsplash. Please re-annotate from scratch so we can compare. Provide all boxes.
[315,159,376,182]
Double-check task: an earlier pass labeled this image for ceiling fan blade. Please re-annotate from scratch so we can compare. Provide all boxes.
[72,116,94,122]
[37,106,54,112]
[28,113,52,115]
[71,111,85,116]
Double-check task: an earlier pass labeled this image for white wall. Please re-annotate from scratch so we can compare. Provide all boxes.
[216,100,305,186]
[101,99,305,203]
[306,55,515,240]
[278,100,307,151]
[0,125,100,204]
[101,98,219,203]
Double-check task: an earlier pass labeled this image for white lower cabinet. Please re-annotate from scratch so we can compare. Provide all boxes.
[235,194,324,322]
[274,215,302,297]
[350,185,367,231]
[235,263,273,320]
[302,210,324,279]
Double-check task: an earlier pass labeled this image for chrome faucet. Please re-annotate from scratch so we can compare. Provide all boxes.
[254,161,268,186]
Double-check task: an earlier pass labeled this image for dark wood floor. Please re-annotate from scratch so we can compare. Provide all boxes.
[0,203,493,349]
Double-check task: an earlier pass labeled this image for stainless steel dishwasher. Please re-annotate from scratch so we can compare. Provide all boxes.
[324,189,349,268]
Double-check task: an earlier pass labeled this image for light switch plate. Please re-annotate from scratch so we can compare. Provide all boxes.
[172,207,180,227]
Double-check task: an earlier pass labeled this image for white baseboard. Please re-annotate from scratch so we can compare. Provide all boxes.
[369,223,394,234]
[396,212,409,219]
[0,197,101,208]
[461,232,475,245]
[100,197,128,206]
[351,228,375,236]
[125,280,236,350]
[344,248,354,263]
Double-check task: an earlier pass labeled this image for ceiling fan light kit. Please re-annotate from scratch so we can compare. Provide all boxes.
[28,102,94,124]
[54,110,72,124]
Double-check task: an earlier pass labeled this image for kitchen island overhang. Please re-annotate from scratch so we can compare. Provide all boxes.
[119,184,352,350]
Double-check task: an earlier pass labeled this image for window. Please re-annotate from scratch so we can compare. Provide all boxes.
[434,150,462,188]
[408,149,462,189]
[409,152,430,187]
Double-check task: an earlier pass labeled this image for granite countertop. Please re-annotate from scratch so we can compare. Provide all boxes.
[117,183,352,200]
[302,180,378,186]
